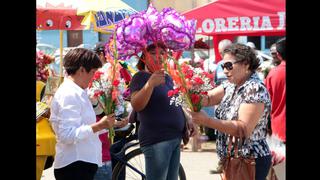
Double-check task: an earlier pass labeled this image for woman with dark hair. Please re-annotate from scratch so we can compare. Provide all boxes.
[49,48,116,180]
[189,43,272,180]
[129,43,195,180]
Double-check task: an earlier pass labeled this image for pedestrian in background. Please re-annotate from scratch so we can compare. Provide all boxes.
[270,43,281,67]
[264,38,286,180]
[214,39,232,86]
[91,42,129,180]
[264,38,286,143]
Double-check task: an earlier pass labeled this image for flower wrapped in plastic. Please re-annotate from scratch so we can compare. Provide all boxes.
[166,61,214,112]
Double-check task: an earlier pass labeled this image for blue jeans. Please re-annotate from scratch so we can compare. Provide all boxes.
[140,138,181,180]
[93,161,112,180]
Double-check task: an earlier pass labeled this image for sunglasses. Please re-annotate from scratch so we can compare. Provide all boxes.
[221,61,241,71]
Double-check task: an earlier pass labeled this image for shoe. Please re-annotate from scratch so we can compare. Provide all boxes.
[209,169,222,174]
[209,165,223,174]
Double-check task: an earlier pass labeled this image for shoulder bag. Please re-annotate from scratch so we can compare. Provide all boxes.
[220,126,256,180]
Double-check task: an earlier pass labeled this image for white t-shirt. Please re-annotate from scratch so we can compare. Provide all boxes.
[49,78,102,169]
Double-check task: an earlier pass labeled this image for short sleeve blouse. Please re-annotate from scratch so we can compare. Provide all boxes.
[215,73,271,158]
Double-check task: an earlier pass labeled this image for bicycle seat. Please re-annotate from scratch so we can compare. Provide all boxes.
[114,123,135,138]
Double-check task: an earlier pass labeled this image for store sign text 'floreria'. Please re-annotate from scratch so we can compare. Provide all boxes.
[197,12,285,34]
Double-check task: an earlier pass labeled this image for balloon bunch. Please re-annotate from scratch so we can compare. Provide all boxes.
[108,4,196,61]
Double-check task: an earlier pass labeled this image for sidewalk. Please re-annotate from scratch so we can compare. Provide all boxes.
[41,140,221,180]
[180,140,221,180]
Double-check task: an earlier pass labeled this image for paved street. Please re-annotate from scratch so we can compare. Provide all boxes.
[41,139,221,180]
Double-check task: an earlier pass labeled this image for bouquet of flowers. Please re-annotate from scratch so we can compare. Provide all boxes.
[36,50,55,82]
[88,38,126,144]
[166,60,214,112]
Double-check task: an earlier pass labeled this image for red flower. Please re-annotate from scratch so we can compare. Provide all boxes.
[193,106,198,112]
[94,91,104,98]
[168,90,174,97]
[181,63,191,74]
[203,72,214,79]
[173,88,179,95]
[180,87,187,94]
[191,94,201,104]
[113,80,120,87]
[200,91,208,95]
[193,77,204,85]
[185,70,193,79]
[93,71,104,80]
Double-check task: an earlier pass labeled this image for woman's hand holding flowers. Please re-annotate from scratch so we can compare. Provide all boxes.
[99,113,116,129]
[189,110,210,126]
[148,70,165,88]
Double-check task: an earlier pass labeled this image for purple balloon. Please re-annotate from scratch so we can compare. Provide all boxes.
[143,3,162,42]
[123,16,147,46]
[110,3,196,60]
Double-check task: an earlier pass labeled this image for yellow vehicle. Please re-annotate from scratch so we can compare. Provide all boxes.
[36,81,56,180]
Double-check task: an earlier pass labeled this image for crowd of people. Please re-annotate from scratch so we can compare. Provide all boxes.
[46,35,285,180]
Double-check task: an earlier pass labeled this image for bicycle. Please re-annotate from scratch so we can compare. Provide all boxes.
[111,123,187,180]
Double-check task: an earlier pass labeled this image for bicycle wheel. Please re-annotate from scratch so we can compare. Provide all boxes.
[113,148,145,180]
[112,148,187,180]
[178,164,186,180]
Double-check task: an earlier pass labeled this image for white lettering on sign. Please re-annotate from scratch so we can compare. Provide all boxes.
[240,17,252,31]
[202,19,214,33]
[277,12,285,30]
[215,18,227,32]
[198,12,285,33]
[260,16,273,30]
[227,17,239,31]
[252,16,260,31]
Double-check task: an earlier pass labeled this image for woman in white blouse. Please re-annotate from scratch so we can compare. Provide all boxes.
[49,48,115,180]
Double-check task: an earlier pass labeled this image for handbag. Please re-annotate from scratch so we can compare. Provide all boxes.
[221,126,256,180]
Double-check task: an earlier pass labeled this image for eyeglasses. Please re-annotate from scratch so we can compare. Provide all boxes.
[221,61,241,71]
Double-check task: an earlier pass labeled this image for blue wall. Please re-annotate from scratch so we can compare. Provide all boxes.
[123,0,148,12]
[36,30,99,49]
[36,0,148,49]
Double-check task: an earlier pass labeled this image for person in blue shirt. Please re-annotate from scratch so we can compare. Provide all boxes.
[130,43,195,180]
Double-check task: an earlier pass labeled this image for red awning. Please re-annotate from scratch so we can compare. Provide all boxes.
[183,0,286,61]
